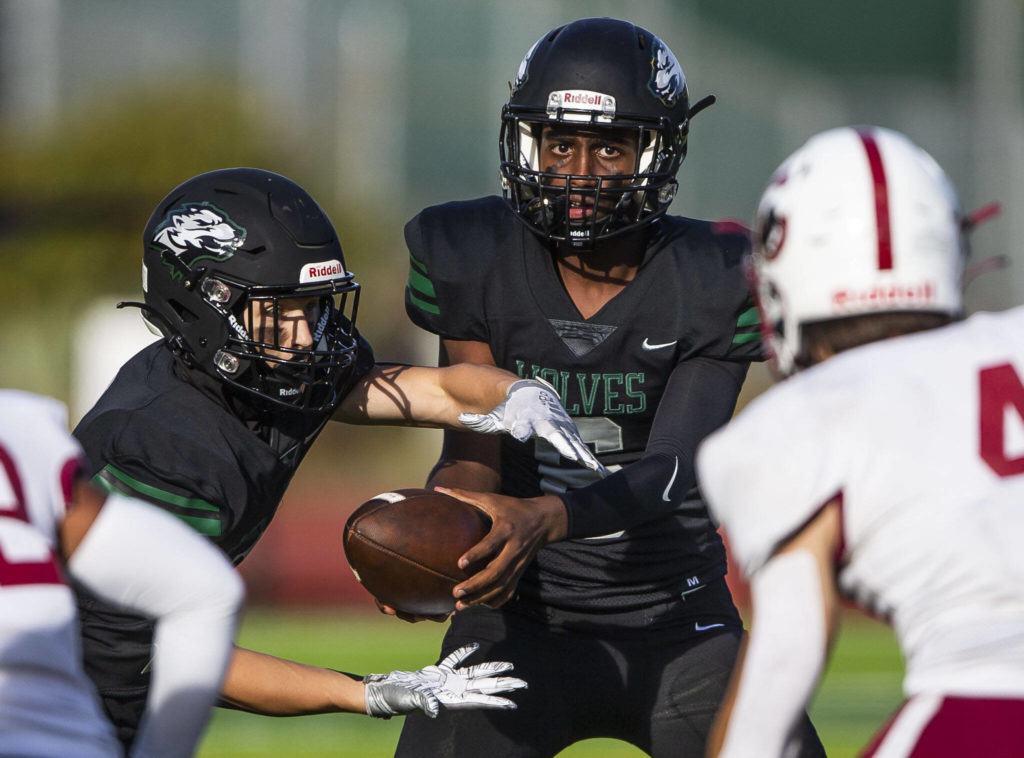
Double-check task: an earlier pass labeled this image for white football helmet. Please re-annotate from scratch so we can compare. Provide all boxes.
[751,126,966,376]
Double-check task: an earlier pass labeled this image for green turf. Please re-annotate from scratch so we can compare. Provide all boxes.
[197,608,904,758]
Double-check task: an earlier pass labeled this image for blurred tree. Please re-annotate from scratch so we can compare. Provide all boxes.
[0,84,290,313]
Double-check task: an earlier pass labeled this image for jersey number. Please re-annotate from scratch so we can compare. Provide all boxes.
[979,363,1024,478]
[0,444,63,586]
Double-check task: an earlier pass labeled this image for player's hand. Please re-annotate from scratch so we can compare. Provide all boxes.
[458,378,607,475]
[374,598,451,624]
[363,643,526,717]
[436,487,566,609]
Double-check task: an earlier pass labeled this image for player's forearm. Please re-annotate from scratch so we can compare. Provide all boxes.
[712,550,831,758]
[428,458,501,491]
[561,452,685,537]
[335,363,514,428]
[220,647,367,716]
[426,429,502,491]
[423,362,517,426]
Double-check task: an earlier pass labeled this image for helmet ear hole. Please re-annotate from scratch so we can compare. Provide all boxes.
[168,299,199,324]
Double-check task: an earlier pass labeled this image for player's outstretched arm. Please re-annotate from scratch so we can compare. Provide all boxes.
[708,500,841,758]
[64,483,244,758]
[334,362,603,472]
[220,643,525,718]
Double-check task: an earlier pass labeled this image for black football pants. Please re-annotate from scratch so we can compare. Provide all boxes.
[394,578,826,757]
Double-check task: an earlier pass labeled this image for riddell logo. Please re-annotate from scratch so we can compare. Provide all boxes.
[563,91,603,106]
[300,259,344,284]
[551,90,616,113]
[832,280,937,309]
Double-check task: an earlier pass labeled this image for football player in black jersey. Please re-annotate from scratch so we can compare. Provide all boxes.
[398,17,826,758]
[71,167,601,750]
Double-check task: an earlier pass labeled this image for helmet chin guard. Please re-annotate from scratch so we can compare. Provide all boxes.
[140,168,362,413]
[750,126,966,376]
[499,17,696,247]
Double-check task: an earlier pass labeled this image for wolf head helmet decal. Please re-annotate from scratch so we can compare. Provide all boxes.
[648,40,685,108]
[151,202,247,273]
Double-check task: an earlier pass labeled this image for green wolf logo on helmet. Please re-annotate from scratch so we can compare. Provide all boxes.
[151,203,247,275]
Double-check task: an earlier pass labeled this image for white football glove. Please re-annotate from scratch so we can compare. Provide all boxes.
[459,378,607,475]
[363,643,527,718]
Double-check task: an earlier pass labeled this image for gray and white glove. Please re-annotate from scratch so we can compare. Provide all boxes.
[363,643,527,718]
[459,378,607,475]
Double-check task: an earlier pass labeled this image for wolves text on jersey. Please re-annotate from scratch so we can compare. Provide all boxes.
[514,361,647,416]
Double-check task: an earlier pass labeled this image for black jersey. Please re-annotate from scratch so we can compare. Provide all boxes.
[405,196,760,613]
[70,336,373,741]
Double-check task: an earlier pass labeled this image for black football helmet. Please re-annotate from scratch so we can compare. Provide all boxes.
[500,17,708,247]
[136,168,361,413]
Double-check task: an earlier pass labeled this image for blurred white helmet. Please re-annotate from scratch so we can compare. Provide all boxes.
[751,126,965,376]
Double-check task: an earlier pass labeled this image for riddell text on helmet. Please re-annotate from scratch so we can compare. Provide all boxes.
[300,259,344,283]
[831,280,936,310]
[551,89,616,112]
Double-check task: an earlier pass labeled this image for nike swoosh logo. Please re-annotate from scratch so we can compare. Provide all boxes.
[695,622,725,632]
[662,456,679,502]
[642,338,678,351]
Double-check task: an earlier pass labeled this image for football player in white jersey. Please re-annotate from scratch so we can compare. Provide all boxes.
[0,389,245,757]
[697,126,1024,757]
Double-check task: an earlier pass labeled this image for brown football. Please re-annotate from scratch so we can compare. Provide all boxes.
[343,488,491,616]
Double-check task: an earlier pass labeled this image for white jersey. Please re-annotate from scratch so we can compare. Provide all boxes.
[0,390,121,757]
[698,308,1024,699]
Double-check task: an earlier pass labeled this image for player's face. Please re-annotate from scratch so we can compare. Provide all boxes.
[246,296,324,365]
[538,125,640,222]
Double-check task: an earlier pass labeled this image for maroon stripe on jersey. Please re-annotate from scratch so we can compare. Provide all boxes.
[0,444,28,522]
[913,697,1024,757]
[863,697,1024,757]
[856,129,893,270]
[0,443,64,586]
[60,457,82,507]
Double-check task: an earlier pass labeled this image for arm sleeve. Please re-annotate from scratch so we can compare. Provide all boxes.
[68,492,244,758]
[717,550,828,758]
[562,356,748,539]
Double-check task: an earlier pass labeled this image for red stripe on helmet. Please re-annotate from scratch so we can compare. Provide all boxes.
[856,129,893,270]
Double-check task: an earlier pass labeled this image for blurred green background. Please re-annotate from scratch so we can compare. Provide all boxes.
[0,1,1019,755]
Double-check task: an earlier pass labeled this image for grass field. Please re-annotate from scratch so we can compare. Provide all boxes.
[197,607,903,758]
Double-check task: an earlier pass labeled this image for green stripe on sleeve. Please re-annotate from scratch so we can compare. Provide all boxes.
[98,465,219,511]
[93,465,223,536]
[407,265,437,299]
[736,306,760,328]
[174,514,223,536]
[732,332,761,344]
[408,253,428,277]
[407,290,441,315]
